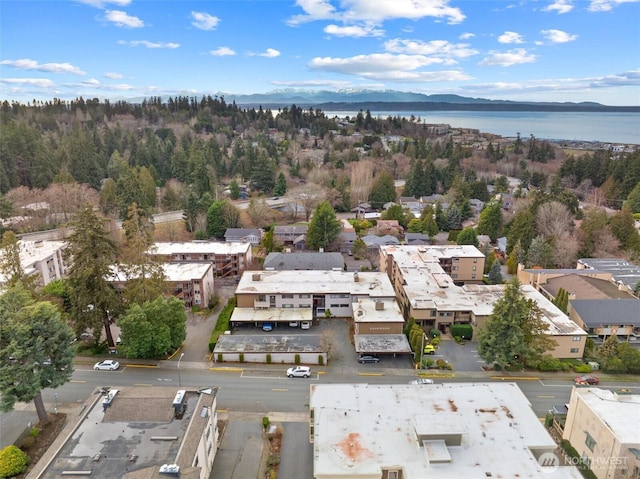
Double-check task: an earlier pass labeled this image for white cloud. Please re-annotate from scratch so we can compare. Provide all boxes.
[0,78,56,87]
[104,71,124,79]
[209,47,236,56]
[543,0,574,14]
[75,0,130,8]
[479,49,537,66]
[498,31,524,44]
[384,38,479,58]
[541,29,578,43]
[308,52,472,82]
[459,32,475,40]
[0,58,86,75]
[288,0,465,26]
[191,11,220,30]
[118,40,179,48]
[324,24,384,37]
[257,48,281,58]
[105,10,144,28]
[82,78,101,86]
[588,0,640,11]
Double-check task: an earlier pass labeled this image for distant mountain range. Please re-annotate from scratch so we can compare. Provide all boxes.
[217,89,639,112]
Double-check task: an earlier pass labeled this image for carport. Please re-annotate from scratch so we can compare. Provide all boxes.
[230,307,313,329]
[354,334,413,358]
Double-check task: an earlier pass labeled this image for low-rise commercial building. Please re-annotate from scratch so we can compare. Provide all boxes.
[563,387,640,479]
[309,382,582,479]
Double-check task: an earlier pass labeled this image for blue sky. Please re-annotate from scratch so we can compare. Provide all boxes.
[1,0,639,105]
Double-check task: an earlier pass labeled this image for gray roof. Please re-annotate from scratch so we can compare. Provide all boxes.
[405,232,430,243]
[264,252,344,270]
[224,228,261,237]
[340,232,357,242]
[577,258,640,291]
[362,234,400,246]
[570,299,640,327]
[274,225,308,235]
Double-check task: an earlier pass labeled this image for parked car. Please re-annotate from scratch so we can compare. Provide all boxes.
[358,354,380,364]
[574,375,599,385]
[300,321,311,330]
[262,323,273,332]
[409,378,435,385]
[423,344,435,354]
[288,321,299,327]
[94,360,120,371]
[286,366,311,378]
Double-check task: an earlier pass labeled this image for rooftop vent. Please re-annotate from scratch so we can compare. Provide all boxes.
[252,273,262,281]
[159,464,180,476]
[354,272,359,282]
[375,302,384,310]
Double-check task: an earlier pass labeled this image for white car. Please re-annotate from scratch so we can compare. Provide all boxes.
[288,321,299,327]
[300,321,311,330]
[287,366,311,378]
[409,378,435,385]
[94,360,120,371]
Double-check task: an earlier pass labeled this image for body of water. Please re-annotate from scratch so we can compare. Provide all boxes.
[323,110,640,145]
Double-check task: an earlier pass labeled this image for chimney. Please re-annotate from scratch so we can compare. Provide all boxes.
[375,302,384,310]
[353,272,359,282]
[252,273,261,281]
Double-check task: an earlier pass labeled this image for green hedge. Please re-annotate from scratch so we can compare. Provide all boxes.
[450,323,473,340]
[560,440,598,479]
[208,298,237,352]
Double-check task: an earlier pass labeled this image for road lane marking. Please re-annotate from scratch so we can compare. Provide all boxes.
[490,376,540,380]
[134,383,153,387]
[272,388,289,392]
[70,380,86,383]
[537,395,555,398]
[126,364,157,368]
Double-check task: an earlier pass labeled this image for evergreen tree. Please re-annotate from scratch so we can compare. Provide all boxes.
[368,169,396,209]
[0,231,37,292]
[553,288,569,313]
[229,179,241,200]
[206,200,227,239]
[306,201,342,251]
[478,280,557,369]
[274,172,287,196]
[446,204,462,231]
[0,284,75,421]
[65,204,120,346]
[487,259,503,284]
[456,227,479,246]
[476,198,503,241]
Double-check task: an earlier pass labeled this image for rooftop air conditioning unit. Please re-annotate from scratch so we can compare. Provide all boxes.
[375,302,384,310]
[252,273,261,281]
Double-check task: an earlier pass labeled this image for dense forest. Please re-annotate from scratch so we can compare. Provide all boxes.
[1,96,639,268]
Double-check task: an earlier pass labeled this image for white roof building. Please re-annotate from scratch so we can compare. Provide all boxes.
[0,240,67,286]
[309,382,582,479]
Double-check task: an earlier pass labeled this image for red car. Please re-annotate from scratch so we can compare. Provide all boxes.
[574,375,599,385]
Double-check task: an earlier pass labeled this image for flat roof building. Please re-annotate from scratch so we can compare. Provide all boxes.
[264,252,344,271]
[309,382,582,479]
[40,387,219,479]
[563,387,640,479]
[150,241,252,277]
[0,240,67,286]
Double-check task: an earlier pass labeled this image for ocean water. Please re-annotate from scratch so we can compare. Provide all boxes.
[322,110,640,145]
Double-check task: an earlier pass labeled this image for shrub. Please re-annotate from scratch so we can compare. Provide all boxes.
[0,445,28,478]
[560,440,598,479]
[208,298,237,352]
[430,328,441,338]
[208,332,221,352]
[294,354,300,365]
[217,352,223,362]
[431,337,440,346]
[574,363,592,373]
[318,355,324,366]
[450,323,473,340]
[20,436,35,450]
[262,416,270,430]
[538,355,562,371]
[266,353,272,364]
[266,453,280,467]
[239,353,244,363]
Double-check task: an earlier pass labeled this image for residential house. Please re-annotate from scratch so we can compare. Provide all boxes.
[569,299,640,340]
[404,232,430,245]
[361,234,400,254]
[47,387,218,479]
[151,241,252,277]
[274,225,308,251]
[563,387,639,479]
[224,228,262,246]
[339,231,357,253]
[309,383,581,479]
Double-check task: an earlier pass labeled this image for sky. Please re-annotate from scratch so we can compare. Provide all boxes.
[1,0,639,106]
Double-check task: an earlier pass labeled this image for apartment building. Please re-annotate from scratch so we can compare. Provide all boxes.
[563,387,640,479]
[111,263,214,308]
[309,382,582,479]
[150,241,252,277]
[379,245,586,358]
[0,240,67,286]
[235,270,396,319]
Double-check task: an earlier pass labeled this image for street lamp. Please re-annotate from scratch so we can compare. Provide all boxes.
[177,353,185,387]
[54,393,58,414]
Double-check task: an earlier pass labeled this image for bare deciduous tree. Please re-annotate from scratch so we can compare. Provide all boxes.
[552,232,579,268]
[290,183,325,221]
[350,160,374,207]
[536,201,574,240]
[246,199,272,228]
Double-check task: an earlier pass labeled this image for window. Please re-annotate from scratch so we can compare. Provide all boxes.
[282,294,294,299]
[472,274,476,279]
[330,293,349,298]
[300,304,311,308]
[299,294,311,299]
[452,266,459,271]
[585,432,596,452]
[473,258,478,263]
[387,471,399,479]
[453,258,459,262]
[573,336,582,341]
[472,266,476,271]
[283,304,294,308]
[430,310,436,317]
[451,274,458,278]
[570,348,579,353]
[258,295,265,301]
